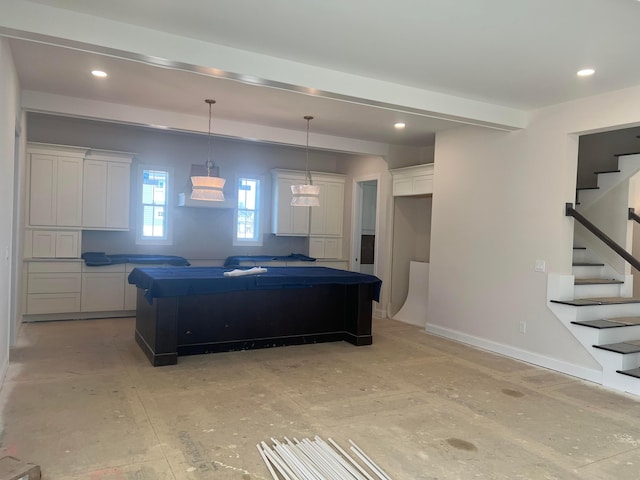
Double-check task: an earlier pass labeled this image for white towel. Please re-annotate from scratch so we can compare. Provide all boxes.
[223,266,268,277]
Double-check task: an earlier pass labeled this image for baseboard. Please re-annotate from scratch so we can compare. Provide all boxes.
[425,323,602,384]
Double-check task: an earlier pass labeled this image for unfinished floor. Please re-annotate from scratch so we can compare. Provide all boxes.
[2,317,640,479]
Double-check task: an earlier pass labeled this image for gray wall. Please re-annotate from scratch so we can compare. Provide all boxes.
[27,113,352,261]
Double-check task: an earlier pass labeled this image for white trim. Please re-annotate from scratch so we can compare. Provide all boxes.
[233,175,263,247]
[424,323,603,384]
[350,173,381,276]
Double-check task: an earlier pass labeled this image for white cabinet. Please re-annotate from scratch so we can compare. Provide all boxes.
[28,144,85,227]
[81,264,126,312]
[309,237,342,259]
[25,261,82,314]
[391,164,434,196]
[309,176,345,236]
[29,230,80,258]
[271,170,311,236]
[82,151,132,230]
[271,169,345,259]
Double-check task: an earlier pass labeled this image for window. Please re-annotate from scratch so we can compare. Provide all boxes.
[137,165,172,245]
[234,177,261,246]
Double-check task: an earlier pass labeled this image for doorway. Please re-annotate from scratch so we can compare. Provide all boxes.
[351,178,378,275]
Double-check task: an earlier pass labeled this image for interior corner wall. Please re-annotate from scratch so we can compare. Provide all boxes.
[0,37,20,380]
[427,84,640,376]
[389,195,432,317]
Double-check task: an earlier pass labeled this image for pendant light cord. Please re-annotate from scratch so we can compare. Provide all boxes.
[205,99,216,176]
[305,115,313,185]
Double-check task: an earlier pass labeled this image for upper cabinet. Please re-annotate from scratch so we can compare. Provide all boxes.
[27,143,133,233]
[309,173,345,237]
[391,164,434,197]
[28,144,85,227]
[271,169,311,236]
[271,169,345,259]
[82,151,132,230]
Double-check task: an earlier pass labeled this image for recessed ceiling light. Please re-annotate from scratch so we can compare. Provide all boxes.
[394,122,406,129]
[577,68,595,77]
[91,70,107,78]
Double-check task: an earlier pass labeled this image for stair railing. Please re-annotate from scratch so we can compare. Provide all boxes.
[629,207,640,225]
[566,203,640,271]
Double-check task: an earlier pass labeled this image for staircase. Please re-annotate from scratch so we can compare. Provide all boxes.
[548,246,640,395]
[547,152,640,395]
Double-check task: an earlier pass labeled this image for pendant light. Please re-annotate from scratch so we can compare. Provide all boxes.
[191,99,225,201]
[291,115,320,207]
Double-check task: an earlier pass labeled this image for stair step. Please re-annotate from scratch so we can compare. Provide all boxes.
[551,297,640,306]
[571,317,640,328]
[576,186,599,191]
[593,169,621,175]
[572,262,605,267]
[573,246,586,250]
[574,278,624,285]
[617,367,640,379]
[593,341,640,354]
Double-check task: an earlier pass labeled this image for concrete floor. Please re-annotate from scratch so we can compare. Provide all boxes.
[2,318,640,480]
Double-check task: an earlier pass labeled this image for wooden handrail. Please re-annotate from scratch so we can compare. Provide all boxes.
[629,207,640,224]
[566,203,640,272]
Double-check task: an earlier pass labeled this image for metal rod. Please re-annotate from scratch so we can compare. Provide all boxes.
[566,203,640,272]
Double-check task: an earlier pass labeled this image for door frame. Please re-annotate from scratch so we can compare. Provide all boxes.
[350,174,380,275]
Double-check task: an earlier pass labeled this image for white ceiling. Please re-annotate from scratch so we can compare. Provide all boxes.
[4,0,640,149]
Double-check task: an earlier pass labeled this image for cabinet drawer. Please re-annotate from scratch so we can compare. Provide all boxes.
[28,273,81,294]
[28,261,82,273]
[82,264,125,273]
[26,293,81,314]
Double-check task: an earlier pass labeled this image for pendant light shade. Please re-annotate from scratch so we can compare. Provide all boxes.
[291,115,320,207]
[191,99,225,201]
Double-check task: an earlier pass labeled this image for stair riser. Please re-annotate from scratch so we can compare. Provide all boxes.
[572,266,604,278]
[597,325,640,344]
[575,303,640,321]
[593,349,640,371]
[573,284,623,298]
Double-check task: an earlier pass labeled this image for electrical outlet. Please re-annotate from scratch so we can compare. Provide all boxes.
[519,321,527,334]
[534,259,546,272]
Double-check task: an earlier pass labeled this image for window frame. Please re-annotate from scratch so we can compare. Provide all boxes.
[136,164,174,246]
[233,174,263,247]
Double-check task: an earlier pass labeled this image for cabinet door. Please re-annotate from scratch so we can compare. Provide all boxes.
[273,177,309,235]
[55,231,79,258]
[309,237,325,258]
[82,160,108,228]
[106,162,131,229]
[56,156,83,226]
[29,154,57,226]
[32,230,56,258]
[323,182,344,236]
[81,272,125,312]
[310,181,343,236]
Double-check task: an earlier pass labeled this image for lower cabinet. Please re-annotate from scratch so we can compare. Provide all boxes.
[309,237,342,259]
[26,261,82,314]
[81,264,126,312]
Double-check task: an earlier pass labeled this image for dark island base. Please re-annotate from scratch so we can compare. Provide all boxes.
[134,283,375,366]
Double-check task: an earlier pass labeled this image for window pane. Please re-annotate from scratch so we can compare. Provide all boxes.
[235,177,260,243]
[141,168,169,241]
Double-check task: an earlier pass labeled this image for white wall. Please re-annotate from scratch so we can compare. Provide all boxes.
[0,37,20,377]
[427,84,640,376]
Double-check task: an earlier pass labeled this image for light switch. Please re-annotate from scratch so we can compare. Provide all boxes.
[534,259,546,272]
